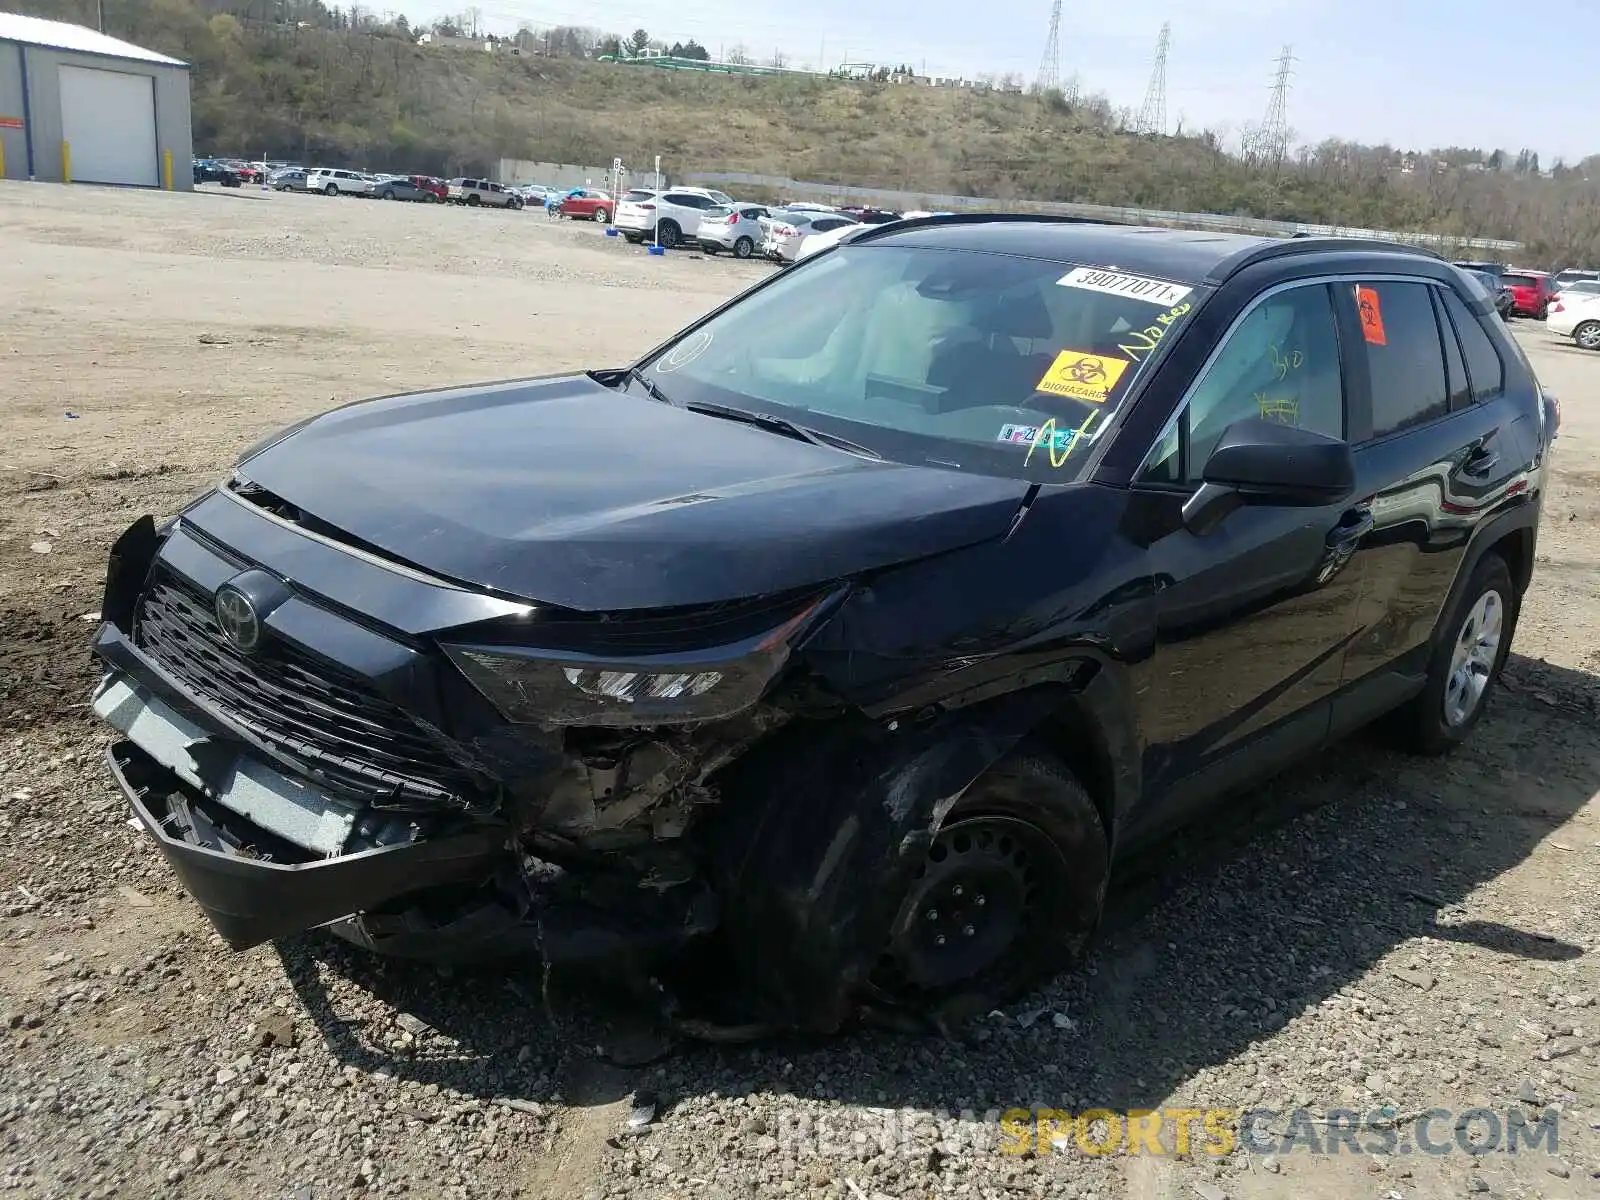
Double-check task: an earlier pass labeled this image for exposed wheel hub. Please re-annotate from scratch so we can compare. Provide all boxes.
[888,816,1047,990]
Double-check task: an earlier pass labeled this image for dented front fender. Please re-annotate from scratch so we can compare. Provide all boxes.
[702,683,1077,1032]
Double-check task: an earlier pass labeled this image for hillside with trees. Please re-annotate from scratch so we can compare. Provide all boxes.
[13,0,1600,264]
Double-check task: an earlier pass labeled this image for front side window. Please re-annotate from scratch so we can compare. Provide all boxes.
[638,245,1203,484]
[1352,281,1450,439]
[1139,283,1344,485]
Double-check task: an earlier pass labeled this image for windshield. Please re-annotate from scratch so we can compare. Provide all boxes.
[638,244,1201,484]
[1502,273,1537,288]
[624,189,656,202]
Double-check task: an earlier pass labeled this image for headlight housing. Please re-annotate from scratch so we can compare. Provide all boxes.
[441,597,826,729]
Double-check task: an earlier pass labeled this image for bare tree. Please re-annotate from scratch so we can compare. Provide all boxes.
[769,49,788,68]
[726,43,750,65]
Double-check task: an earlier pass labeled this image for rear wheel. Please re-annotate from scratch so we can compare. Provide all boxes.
[1389,552,1516,755]
[734,236,754,259]
[869,747,1107,1017]
[1575,321,1600,351]
[657,220,682,249]
[594,208,609,223]
[380,188,395,200]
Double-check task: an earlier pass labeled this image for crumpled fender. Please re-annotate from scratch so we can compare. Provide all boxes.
[702,682,1087,1033]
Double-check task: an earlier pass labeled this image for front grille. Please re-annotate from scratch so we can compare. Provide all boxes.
[133,571,475,808]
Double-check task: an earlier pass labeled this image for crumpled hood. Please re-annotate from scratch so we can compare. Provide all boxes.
[234,374,1031,610]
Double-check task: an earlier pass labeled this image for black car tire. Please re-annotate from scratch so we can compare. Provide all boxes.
[734,237,754,259]
[1389,552,1516,755]
[323,183,338,196]
[869,745,1108,1016]
[1574,321,1600,351]
[657,220,682,249]
[624,233,642,244]
[380,188,395,200]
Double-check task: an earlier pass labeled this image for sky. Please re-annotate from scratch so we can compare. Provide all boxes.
[388,0,1581,162]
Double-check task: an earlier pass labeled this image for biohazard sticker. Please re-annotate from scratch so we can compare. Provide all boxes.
[1355,286,1387,345]
[1035,350,1130,403]
[1057,267,1193,308]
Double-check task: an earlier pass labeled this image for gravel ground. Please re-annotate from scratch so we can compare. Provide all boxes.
[2,181,1598,1200]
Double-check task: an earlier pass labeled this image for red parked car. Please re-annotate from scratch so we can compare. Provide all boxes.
[556,188,613,222]
[1500,269,1556,319]
[410,175,448,203]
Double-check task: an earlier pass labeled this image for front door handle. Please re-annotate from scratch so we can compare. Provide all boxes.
[1326,504,1375,550]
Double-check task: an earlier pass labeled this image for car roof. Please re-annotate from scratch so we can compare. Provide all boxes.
[849,215,1446,284]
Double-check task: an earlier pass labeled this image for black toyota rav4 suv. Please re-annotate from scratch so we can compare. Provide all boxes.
[91,217,1557,1034]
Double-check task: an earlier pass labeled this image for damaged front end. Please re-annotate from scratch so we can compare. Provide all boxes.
[90,507,867,1023]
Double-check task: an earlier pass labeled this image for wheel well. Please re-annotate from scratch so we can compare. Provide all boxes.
[1486,527,1535,595]
[1034,696,1115,843]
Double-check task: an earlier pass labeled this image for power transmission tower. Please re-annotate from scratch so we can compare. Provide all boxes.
[1251,44,1295,167]
[1035,0,1061,94]
[1135,22,1170,135]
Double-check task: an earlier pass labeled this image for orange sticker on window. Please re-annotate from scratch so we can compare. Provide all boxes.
[1356,286,1387,345]
[1035,350,1130,404]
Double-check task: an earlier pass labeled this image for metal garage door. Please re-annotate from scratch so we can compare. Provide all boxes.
[58,64,158,187]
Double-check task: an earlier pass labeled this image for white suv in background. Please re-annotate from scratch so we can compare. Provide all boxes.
[614,187,725,249]
[1547,289,1600,350]
[306,169,374,197]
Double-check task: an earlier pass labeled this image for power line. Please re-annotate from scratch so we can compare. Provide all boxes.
[1034,0,1061,93]
[1135,22,1169,136]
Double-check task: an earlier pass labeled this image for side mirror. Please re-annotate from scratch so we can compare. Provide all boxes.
[1182,417,1355,534]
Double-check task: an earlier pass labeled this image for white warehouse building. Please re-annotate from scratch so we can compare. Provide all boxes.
[0,11,192,189]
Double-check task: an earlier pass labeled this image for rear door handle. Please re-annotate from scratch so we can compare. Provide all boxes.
[1462,443,1499,478]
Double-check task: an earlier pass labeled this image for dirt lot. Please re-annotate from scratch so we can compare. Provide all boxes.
[2,181,1598,1200]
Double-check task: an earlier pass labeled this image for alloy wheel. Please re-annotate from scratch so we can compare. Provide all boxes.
[1444,588,1504,727]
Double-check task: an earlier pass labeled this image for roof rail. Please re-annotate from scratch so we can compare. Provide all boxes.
[847,210,1138,246]
[1215,234,1447,281]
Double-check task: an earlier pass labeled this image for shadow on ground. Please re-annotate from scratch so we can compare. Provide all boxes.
[277,651,1598,1121]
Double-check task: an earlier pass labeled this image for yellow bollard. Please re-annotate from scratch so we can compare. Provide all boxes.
[162,149,172,190]
[0,138,6,180]
[61,141,70,183]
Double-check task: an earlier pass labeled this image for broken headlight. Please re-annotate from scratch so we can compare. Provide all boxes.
[440,598,825,729]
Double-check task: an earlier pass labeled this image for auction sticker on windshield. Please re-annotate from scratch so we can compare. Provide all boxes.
[1057,266,1192,308]
[1035,350,1129,403]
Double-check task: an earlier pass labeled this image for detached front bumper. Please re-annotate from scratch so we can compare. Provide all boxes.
[98,673,506,950]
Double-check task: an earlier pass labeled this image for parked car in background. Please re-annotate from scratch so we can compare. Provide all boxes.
[555,188,613,222]
[614,187,724,248]
[269,167,309,191]
[193,159,242,187]
[1547,289,1600,350]
[695,204,771,257]
[370,175,433,202]
[410,175,448,203]
[87,220,1556,1036]
[1452,260,1504,277]
[1551,279,1600,303]
[306,169,375,197]
[762,210,859,262]
[1499,269,1556,319]
[795,219,871,262]
[838,206,901,224]
[448,179,522,209]
[614,188,661,237]
[1551,267,1600,293]
[516,184,555,206]
[1461,269,1515,320]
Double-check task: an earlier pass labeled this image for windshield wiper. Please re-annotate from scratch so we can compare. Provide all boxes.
[684,402,881,459]
[626,366,673,405]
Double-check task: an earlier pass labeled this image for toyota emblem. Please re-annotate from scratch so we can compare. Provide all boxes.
[214,584,263,653]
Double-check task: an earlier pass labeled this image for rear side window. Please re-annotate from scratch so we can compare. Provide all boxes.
[1438,288,1505,402]
[1350,282,1449,439]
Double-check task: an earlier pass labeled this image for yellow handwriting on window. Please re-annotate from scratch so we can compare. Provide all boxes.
[1024,408,1100,469]
[1117,301,1193,362]
[1268,343,1304,381]
[1255,393,1299,424]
